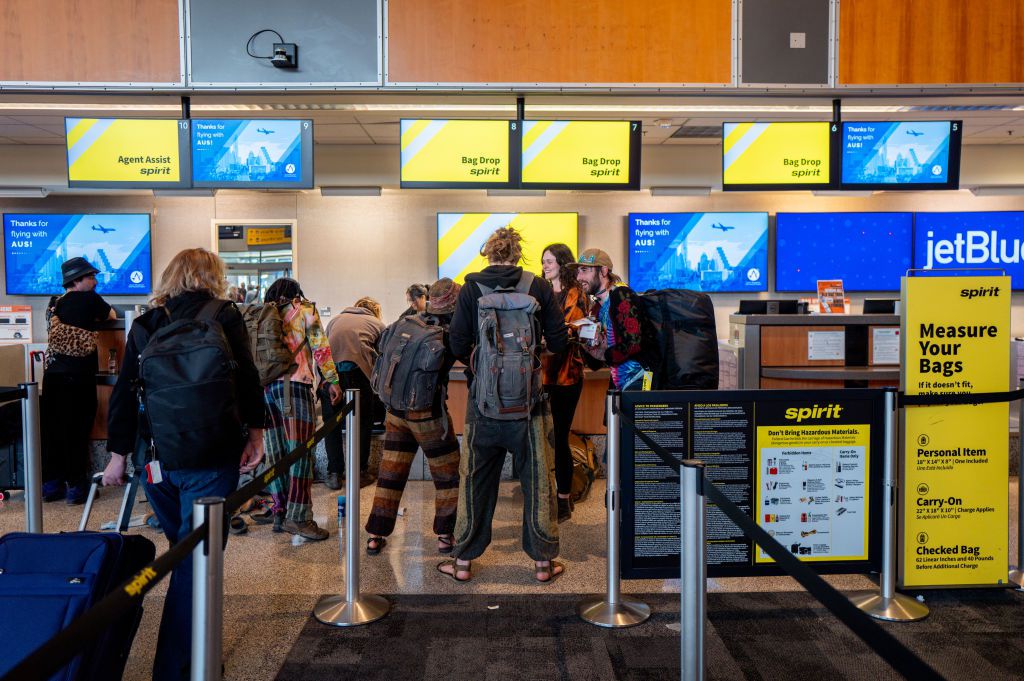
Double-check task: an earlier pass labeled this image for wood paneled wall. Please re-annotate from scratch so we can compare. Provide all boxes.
[0,0,181,83]
[386,0,732,84]
[840,0,1024,84]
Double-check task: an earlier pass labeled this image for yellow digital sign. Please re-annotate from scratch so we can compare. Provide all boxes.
[520,120,640,188]
[66,118,190,188]
[437,213,578,284]
[400,119,515,188]
[246,227,290,246]
[900,275,1010,587]
[723,122,832,189]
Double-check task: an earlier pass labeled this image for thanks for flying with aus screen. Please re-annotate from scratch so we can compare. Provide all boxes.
[842,122,952,185]
[3,214,151,295]
[192,119,308,186]
[628,212,768,293]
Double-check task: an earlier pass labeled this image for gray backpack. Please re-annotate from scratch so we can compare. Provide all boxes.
[371,313,446,412]
[471,272,543,420]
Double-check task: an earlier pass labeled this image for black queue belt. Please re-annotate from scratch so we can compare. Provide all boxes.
[0,386,27,403]
[898,387,1024,407]
[616,406,946,681]
[1,397,357,681]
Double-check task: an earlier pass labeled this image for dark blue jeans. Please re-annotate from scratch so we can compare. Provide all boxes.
[144,465,239,681]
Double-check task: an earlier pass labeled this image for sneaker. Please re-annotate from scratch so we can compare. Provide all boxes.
[281,518,329,541]
[41,480,66,502]
[65,485,89,505]
[325,472,342,490]
[272,511,285,533]
[557,497,572,524]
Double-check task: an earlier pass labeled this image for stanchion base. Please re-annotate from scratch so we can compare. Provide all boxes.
[849,592,929,622]
[1009,568,1024,588]
[577,597,651,628]
[313,593,390,627]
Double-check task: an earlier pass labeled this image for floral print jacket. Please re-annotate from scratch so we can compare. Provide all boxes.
[280,299,340,386]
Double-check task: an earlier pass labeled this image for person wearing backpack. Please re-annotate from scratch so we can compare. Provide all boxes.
[101,248,266,681]
[571,249,650,392]
[365,278,462,556]
[262,278,342,540]
[323,297,386,490]
[539,244,590,524]
[442,227,568,584]
[39,257,116,505]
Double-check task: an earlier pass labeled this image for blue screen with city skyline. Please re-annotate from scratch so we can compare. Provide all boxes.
[842,121,955,186]
[628,212,768,293]
[191,119,313,188]
[775,212,913,292]
[4,213,151,295]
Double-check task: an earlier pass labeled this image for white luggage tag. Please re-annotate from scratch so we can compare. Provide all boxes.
[145,460,163,485]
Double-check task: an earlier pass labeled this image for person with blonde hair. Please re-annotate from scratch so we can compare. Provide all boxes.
[102,247,266,681]
[324,295,386,488]
[443,227,568,583]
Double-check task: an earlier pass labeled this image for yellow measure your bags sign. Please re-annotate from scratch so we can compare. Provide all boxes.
[900,275,1010,587]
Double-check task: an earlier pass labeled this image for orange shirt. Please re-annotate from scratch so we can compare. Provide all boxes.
[541,284,588,386]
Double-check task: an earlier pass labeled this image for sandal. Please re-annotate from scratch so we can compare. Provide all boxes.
[366,536,387,555]
[437,535,454,554]
[248,503,275,525]
[437,559,472,583]
[535,560,565,584]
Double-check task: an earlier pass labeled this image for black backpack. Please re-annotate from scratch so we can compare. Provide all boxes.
[637,289,719,390]
[371,313,447,412]
[138,300,243,470]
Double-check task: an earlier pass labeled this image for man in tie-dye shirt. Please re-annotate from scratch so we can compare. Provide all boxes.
[571,249,649,392]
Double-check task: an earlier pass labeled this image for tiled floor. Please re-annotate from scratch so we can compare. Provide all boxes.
[0,477,1019,681]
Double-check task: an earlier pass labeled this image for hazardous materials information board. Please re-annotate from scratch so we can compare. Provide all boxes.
[620,389,883,580]
[900,275,1010,587]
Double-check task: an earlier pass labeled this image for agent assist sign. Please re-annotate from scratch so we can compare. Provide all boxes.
[65,118,191,189]
[900,275,1010,587]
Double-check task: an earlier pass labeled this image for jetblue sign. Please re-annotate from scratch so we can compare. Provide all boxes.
[915,212,1024,290]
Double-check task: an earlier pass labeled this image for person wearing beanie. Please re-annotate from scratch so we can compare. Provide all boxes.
[364,278,462,556]
[40,257,115,504]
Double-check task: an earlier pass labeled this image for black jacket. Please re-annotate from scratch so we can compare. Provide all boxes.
[106,292,266,457]
[449,265,568,388]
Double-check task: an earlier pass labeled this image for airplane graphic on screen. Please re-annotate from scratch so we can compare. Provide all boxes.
[906,130,924,137]
[711,223,735,232]
[257,128,273,135]
[91,225,115,234]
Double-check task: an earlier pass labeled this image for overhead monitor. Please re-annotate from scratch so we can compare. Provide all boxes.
[628,212,769,293]
[913,211,1024,290]
[65,118,191,189]
[437,213,578,284]
[722,122,835,191]
[520,120,641,190]
[775,212,913,292]
[400,119,519,189]
[191,119,314,188]
[841,121,962,190]
[4,213,152,296]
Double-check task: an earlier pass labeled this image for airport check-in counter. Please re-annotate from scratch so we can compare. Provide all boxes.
[728,313,902,390]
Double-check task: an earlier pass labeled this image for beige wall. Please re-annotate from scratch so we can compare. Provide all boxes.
[2,143,1024,342]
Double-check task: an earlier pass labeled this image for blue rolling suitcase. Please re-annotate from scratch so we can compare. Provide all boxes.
[0,525,156,679]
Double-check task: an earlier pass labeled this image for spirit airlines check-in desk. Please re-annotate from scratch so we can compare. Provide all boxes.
[728,313,902,390]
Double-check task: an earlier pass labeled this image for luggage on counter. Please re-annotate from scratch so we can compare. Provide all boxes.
[637,288,719,390]
[0,530,156,681]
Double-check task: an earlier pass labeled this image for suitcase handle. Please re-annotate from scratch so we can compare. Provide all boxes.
[78,471,141,532]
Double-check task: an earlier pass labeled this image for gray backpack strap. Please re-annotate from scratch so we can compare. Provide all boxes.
[515,271,535,294]
[477,282,494,297]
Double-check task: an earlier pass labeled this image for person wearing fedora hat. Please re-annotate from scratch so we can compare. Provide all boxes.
[570,248,650,392]
[363,278,462,556]
[39,257,116,504]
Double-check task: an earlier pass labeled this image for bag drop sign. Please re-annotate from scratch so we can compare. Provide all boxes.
[900,275,1010,587]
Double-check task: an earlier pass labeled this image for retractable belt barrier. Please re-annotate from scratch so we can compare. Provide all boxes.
[0,397,356,681]
[615,405,946,681]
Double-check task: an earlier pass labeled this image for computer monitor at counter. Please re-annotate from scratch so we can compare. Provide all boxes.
[737,300,800,315]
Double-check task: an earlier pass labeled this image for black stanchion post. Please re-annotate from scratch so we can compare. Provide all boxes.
[1010,377,1024,588]
[19,382,42,533]
[192,496,225,681]
[578,390,650,628]
[314,390,390,626]
[680,459,706,681]
[851,388,929,621]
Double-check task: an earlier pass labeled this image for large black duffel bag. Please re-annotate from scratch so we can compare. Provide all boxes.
[637,288,719,390]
